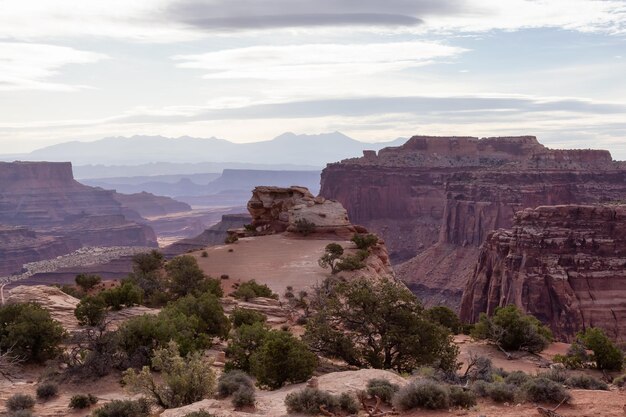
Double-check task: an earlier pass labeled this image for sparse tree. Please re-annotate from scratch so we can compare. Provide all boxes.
[318,243,344,274]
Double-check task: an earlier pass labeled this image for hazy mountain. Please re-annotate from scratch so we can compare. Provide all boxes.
[3,132,407,167]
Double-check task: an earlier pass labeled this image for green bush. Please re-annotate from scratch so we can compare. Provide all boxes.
[166,255,222,298]
[521,377,571,404]
[0,302,65,363]
[471,305,553,353]
[225,235,238,244]
[230,308,267,328]
[90,398,150,417]
[469,380,490,397]
[164,292,230,342]
[504,370,531,386]
[335,254,366,271]
[69,394,98,409]
[427,306,462,334]
[577,327,624,371]
[59,284,85,299]
[100,281,143,311]
[284,388,355,414]
[225,322,269,373]
[7,394,35,411]
[75,295,107,326]
[294,218,316,236]
[123,342,216,409]
[539,367,568,383]
[232,385,255,408]
[465,355,497,382]
[351,233,378,250]
[392,380,449,411]
[232,280,278,301]
[366,378,400,404]
[565,374,608,390]
[201,251,208,258]
[217,370,255,398]
[250,330,317,389]
[36,382,59,400]
[449,386,477,408]
[318,243,344,274]
[75,274,102,291]
[485,382,515,402]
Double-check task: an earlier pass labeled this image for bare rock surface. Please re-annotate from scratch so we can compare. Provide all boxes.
[320,136,626,309]
[460,204,626,340]
[6,285,80,331]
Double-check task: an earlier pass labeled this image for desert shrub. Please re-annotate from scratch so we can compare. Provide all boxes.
[449,385,477,408]
[123,341,215,409]
[465,355,496,382]
[250,330,317,389]
[69,394,98,409]
[470,380,490,397]
[577,327,624,371]
[91,398,150,417]
[6,394,35,411]
[351,233,378,250]
[230,308,267,328]
[100,281,143,311]
[335,253,366,271]
[285,388,354,414]
[565,374,608,390]
[232,280,278,301]
[392,380,449,411]
[471,305,553,353]
[521,377,571,403]
[132,250,164,274]
[318,243,344,274]
[166,255,222,298]
[217,370,255,397]
[539,367,568,383]
[36,382,59,400]
[232,385,255,408]
[220,274,229,280]
[305,277,458,373]
[225,322,269,373]
[183,411,214,417]
[504,370,531,386]
[0,302,65,363]
[201,251,208,258]
[164,292,230,341]
[59,284,84,299]
[75,274,102,291]
[614,374,626,387]
[485,382,515,402]
[294,218,316,236]
[427,306,462,334]
[225,235,238,244]
[75,295,107,326]
[366,378,400,404]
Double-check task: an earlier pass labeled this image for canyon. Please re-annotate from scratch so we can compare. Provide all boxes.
[460,205,626,341]
[320,135,626,310]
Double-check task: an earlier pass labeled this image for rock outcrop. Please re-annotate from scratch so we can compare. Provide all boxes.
[460,205,626,341]
[0,161,157,276]
[320,136,626,309]
[244,186,359,238]
[112,191,191,218]
[6,285,81,331]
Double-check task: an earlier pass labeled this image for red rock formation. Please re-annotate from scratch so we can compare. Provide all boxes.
[320,136,626,309]
[459,205,626,341]
[0,161,157,275]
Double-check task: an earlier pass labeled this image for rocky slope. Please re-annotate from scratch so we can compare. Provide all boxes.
[320,136,626,309]
[112,191,191,218]
[0,161,157,276]
[460,205,626,341]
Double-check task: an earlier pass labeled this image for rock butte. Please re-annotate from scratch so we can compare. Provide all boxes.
[460,204,626,341]
[320,135,626,310]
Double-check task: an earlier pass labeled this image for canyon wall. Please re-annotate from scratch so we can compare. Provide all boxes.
[0,161,157,276]
[459,205,626,341]
[320,136,626,309]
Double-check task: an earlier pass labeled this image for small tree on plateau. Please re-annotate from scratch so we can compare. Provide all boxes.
[304,277,458,373]
[318,243,344,274]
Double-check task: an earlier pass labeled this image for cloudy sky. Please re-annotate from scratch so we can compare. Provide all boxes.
[1,0,626,157]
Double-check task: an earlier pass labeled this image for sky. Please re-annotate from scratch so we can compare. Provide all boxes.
[1,0,626,158]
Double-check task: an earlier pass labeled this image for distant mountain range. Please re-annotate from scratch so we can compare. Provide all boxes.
[1,132,407,167]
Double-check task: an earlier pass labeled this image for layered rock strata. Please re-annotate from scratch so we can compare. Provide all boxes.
[0,161,157,275]
[460,205,626,340]
[320,136,626,308]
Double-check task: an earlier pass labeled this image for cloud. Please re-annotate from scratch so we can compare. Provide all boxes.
[173,41,467,80]
[0,42,108,91]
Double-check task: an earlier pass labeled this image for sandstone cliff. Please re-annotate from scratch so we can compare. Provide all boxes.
[460,205,626,341]
[0,161,157,276]
[320,136,626,309]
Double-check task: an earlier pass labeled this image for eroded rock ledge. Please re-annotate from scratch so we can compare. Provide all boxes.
[459,205,626,341]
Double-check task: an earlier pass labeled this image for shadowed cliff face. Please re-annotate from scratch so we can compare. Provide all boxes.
[320,136,626,309]
[0,161,157,276]
[460,205,626,341]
